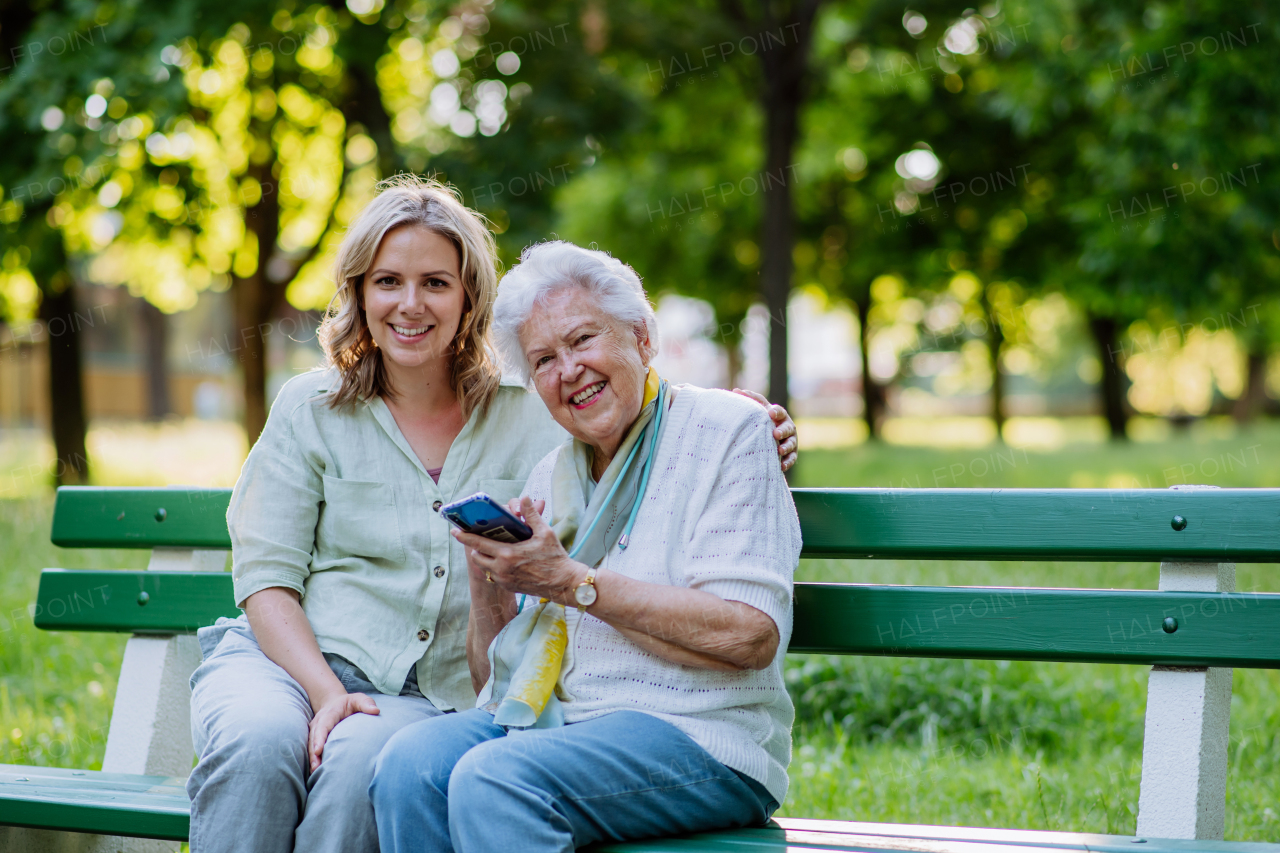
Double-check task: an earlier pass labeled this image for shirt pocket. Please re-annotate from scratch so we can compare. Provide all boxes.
[317,476,406,564]
[478,478,527,511]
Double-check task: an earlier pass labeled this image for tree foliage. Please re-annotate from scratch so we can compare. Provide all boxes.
[2,0,1278,462]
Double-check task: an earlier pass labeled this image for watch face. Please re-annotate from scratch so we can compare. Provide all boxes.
[575,583,598,607]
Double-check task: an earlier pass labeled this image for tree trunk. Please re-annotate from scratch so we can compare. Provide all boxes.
[759,96,796,410]
[856,290,884,440]
[1089,315,1128,440]
[39,280,90,485]
[323,0,402,178]
[1233,346,1268,423]
[233,163,283,445]
[139,299,170,421]
[740,0,821,409]
[723,337,743,390]
[982,289,1005,441]
[344,57,402,179]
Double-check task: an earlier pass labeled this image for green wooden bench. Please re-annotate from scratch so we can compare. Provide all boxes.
[4,485,1279,852]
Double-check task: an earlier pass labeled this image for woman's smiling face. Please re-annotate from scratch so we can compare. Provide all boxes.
[362,225,467,371]
[520,286,654,461]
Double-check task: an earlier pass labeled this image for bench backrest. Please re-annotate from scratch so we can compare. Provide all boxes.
[35,487,1280,669]
[49,486,1280,560]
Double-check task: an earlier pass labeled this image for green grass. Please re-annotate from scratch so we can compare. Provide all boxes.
[0,498,142,768]
[1,420,1279,839]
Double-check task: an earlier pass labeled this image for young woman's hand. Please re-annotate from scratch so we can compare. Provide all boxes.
[244,587,382,772]
[732,388,798,472]
[307,691,379,773]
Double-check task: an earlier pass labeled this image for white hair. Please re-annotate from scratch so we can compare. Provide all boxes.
[493,241,659,382]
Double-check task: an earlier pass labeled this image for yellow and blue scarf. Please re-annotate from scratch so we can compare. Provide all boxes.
[477,369,669,728]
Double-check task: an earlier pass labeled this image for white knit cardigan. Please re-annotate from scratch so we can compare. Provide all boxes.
[522,385,801,804]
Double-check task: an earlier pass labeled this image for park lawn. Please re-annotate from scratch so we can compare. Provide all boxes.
[0,498,133,770]
[0,420,1278,840]
[781,426,1280,840]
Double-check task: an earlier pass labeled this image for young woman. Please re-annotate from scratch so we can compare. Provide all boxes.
[184,176,797,853]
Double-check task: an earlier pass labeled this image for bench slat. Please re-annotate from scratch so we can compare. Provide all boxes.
[35,571,1280,670]
[51,487,234,549]
[790,584,1280,668]
[594,818,1280,851]
[793,488,1280,562]
[770,819,1280,852]
[35,569,240,634]
[51,486,1280,560]
[0,765,188,841]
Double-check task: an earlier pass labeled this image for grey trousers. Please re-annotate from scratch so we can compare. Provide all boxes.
[186,617,443,853]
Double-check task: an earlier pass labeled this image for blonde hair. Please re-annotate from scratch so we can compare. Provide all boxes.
[319,175,502,417]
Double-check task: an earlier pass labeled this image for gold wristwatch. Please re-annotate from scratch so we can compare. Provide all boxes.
[574,565,599,611]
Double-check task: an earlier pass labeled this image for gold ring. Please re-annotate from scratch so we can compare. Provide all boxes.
[486,571,493,583]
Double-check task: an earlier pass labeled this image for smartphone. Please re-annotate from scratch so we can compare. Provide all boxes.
[440,492,533,543]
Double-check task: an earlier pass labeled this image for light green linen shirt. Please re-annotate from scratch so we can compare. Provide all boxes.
[227,368,567,711]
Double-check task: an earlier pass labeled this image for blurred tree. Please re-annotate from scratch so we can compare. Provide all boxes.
[171,13,358,442]
[1091,3,1279,425]
[0,0,206,481]
[986,0,1280,435]
[409,1,758,385]
[85,2,410,443]
[549,8,770,388]
[138,298,170,419]
[5,0,1276,467]
[395,0,638,263]
[2,0,415,450]
[462,0,825,405]
[791,0,1051,438]
[722,0,825,409]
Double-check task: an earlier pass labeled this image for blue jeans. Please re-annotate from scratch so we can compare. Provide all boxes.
[370,708,777,852]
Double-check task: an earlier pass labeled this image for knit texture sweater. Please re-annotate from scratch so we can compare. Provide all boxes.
[522,385,801,804]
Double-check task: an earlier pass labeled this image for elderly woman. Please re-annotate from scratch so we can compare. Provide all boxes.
[369,241,801,851]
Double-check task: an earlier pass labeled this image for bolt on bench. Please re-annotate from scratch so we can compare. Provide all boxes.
[3,486,1279,853]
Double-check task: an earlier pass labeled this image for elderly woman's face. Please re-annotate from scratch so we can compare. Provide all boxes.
[521,287,653,458]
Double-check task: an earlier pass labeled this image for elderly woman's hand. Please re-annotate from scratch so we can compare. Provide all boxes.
[454,497,586,605]
[732,389,797,473]
[457,500,779,674]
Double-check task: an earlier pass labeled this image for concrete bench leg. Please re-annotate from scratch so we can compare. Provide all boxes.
[1135,559,1235,840]
[100,634,202,778]
[0,549,225,853]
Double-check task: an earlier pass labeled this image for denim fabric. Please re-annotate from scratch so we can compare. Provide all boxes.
[369,708,777,853]
[186,615,441,853]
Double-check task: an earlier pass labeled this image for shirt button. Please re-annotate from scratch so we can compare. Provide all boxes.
[432,500,442,512]
[417,629,429,641]
[433,566,445,578]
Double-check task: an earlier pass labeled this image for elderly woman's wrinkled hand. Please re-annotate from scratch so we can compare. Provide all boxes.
[453,497,584,604]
